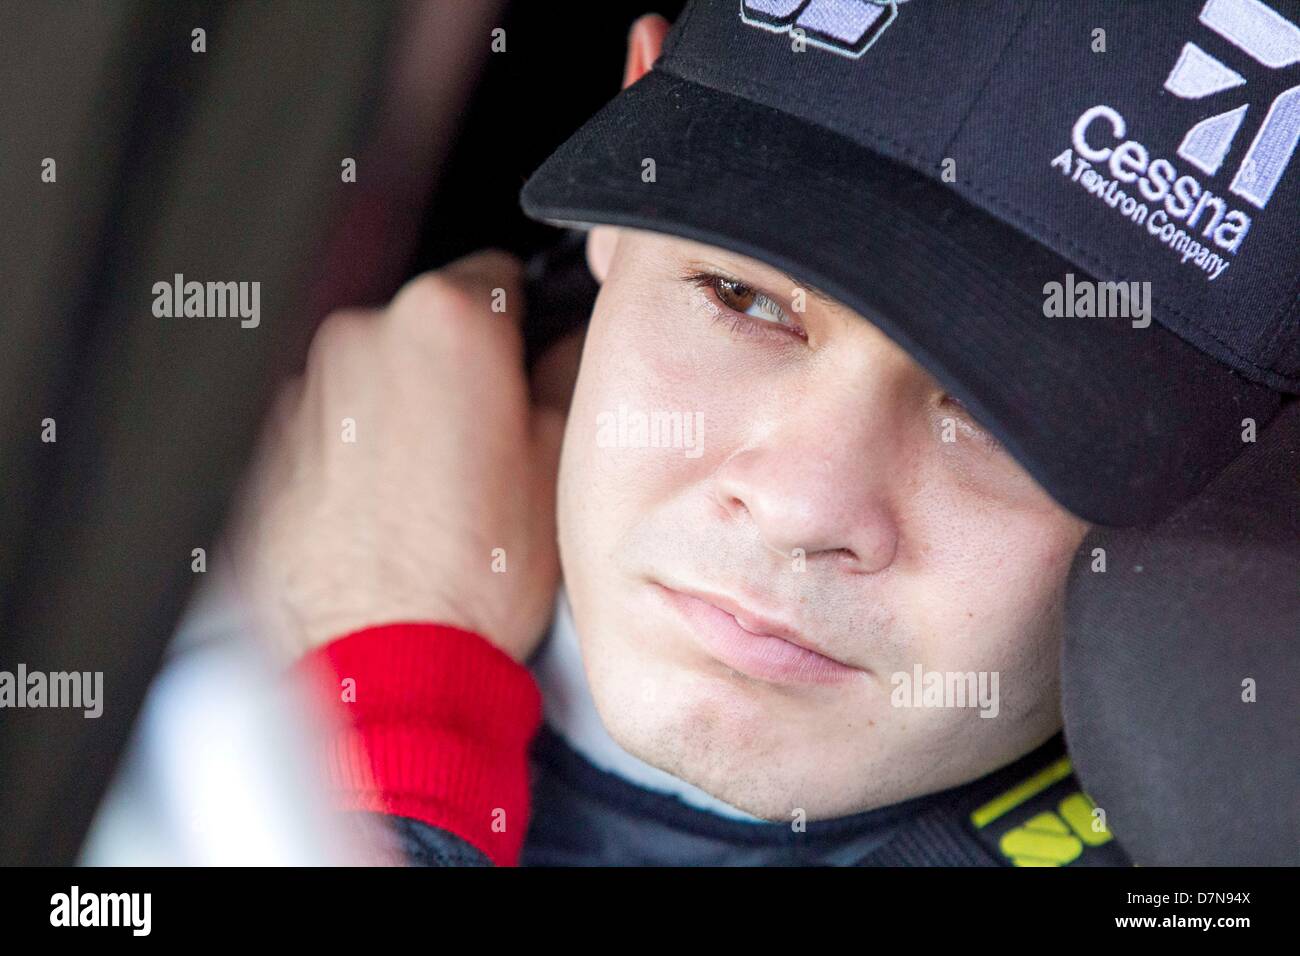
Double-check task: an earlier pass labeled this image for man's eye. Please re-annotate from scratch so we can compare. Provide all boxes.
[712,276,792,326]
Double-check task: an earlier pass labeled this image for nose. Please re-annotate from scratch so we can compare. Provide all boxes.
[710,394,901,574]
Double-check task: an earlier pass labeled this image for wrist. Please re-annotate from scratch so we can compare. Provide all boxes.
[295,620,543,865]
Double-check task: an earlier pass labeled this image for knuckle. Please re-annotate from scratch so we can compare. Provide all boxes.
[459,247,525,288]
[307,308,369,364]
[391,265,522,357]
[397,249,523,313]
[393,269,470,317]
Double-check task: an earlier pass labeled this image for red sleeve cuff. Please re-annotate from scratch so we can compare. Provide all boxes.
[294,622,542,866]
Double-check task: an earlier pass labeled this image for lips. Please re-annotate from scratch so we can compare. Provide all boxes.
[653,582,864,686]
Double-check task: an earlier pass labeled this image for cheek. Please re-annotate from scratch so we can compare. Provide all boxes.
[563,291,757,521]
[901,473,1086,674]
[559,295,707,606]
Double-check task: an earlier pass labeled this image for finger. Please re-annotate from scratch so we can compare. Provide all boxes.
[440,248,528,359]
[390,250,529,385]
[398,248,526,331]
[438,247,525,310]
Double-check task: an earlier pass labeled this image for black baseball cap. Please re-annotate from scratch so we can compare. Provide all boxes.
[521,0,1300,527]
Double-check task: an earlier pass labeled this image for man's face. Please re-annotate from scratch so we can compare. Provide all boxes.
[557,227,1089,820]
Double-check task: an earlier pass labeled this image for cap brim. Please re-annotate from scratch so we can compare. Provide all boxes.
[521,69,1282,527]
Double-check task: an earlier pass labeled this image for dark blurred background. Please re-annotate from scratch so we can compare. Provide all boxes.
[0,0,681,866]
[415,0,688,268]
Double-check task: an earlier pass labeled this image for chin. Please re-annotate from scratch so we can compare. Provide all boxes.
[586,650,878,820]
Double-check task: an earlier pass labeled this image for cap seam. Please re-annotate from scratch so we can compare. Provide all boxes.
[938,3,1036,160]
[659,0,700,61]
[1255,271,1300,373]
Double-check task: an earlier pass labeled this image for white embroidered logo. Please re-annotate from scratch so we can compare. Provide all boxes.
[740,0,910,58]
[1164,0,1300,208]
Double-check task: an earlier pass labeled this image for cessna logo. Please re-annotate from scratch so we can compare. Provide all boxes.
[1050,0,1299,281]
[1164,0,1300,208]
[740,0,910,58]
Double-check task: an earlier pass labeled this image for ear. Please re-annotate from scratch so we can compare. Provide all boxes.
[585,226,619,284]
[622,14,671,88]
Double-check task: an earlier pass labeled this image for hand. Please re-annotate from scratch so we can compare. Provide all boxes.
[231,250,567,664]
